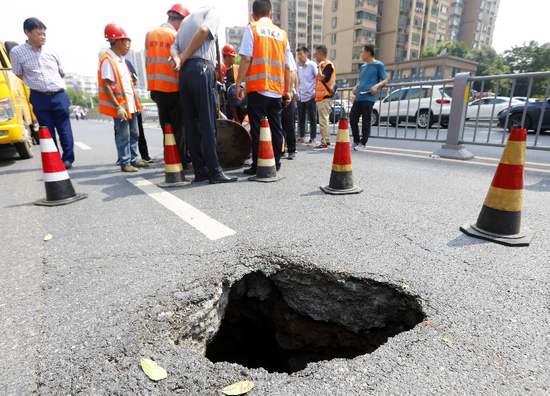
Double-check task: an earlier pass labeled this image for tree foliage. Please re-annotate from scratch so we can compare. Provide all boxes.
[503,41,550,97]
[420,46,437,58]
[420,41,469,59]
[66,88,86,107]
[466,45,511,95]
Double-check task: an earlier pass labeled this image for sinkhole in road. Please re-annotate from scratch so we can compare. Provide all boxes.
[204,268,425,374]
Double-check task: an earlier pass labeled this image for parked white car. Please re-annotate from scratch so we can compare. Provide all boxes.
[466,96,523,120]
[372,85,452,128]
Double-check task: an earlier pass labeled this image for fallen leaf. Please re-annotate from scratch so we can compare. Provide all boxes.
[44,234,52,241]
[138,354,167,381]
[245,215,250,219]
[443,338,452,347]
[220,380,255,395]
[295,243,301,247]
[402,284,409,289]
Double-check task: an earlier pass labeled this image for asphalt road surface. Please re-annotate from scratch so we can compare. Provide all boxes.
[1,119,549,395]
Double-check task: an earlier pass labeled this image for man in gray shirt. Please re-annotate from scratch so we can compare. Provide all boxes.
[170,6,237,184]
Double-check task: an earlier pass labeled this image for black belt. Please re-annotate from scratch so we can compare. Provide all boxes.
[31,89,64,96]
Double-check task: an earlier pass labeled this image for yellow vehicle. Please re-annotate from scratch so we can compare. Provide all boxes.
[0,41,38,159]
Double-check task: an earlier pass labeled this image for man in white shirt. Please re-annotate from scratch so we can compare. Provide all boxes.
[98,24,148,172]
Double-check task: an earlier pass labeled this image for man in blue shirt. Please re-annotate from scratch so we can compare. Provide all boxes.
[296,46,318,145]
[350,43,388,151]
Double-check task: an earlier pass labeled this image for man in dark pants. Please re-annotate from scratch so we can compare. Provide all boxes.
[281,70,297,159]
[234,0,294,175]
[350,43,388,151]
[296,46,318,145]
[170,6,236,184]
[11,17,75,169]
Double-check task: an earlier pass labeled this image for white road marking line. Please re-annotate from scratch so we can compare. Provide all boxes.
[127,177,236,240]
[75,141,92,150]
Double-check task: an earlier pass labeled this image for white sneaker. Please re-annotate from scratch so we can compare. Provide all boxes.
[351,142,358,150]
[354,143,364,151]
[244,158,253,165]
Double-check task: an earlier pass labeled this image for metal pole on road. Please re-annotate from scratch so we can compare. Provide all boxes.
[432,72,474,160]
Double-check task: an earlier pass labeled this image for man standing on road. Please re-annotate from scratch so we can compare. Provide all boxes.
[312,44,335,151]
[222,44,242,122]
[98,24,148,173]
[146,4,189,166]
[296,46,318,145]
[234,0,294,176]
[170,6,237,184]
[11,18,75,169]
[281,69,298,159]
[350,43,388,151]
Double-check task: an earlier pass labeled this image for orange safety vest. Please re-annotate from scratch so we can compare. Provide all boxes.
[98,52,141,119]
[315,60,336,101]
[145,26,179,92]
[245,21,287,95]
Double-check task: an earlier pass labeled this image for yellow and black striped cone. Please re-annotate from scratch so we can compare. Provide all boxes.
[249,118,284,183]
[320,117,363,195]
[460,128,535,246]
[35,126,87,206]
[158,123,190,188]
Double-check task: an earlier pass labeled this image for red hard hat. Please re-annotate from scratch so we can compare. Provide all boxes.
[215,61,226,81]
[104,23,129,40]
[222,44,237,57]
[167,4,190,18]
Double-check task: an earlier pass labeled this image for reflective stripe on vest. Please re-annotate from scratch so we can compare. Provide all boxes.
[146,27,179,92]
[315,60,336,101]
[245,21,287,95]
[98,52,141,119]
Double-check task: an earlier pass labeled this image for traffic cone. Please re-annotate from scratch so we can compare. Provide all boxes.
[460,128,535,246]
[320,116,363,195]
[249,117,284,183]
[158,123,190,188]
[35,126,87,206]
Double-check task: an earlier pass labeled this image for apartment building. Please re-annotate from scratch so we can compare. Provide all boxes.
[325,0,495,87]
[65,73,98,96]
[248,0,324,56]
[225,27,247,54]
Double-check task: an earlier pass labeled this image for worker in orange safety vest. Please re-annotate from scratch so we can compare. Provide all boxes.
[99,23,147,173]
[145,3,190,166]
[222,44,242,122]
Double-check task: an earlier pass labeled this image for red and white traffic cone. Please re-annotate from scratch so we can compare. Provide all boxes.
[248,117,284,183]
[35,126,87,206]
[158,123,190,188]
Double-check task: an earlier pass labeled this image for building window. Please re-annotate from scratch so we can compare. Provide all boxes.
[411,50,418,59]
[298,22,306,28]
[419,67,424,77]
[314,25,322,31]
[395,50,406,62]
[431,8,438,16]
[289,22,296,29]
[331,33,337,43]
[411,68,417,78]
[441,6,448,14]
[436,66,442,77]
[314,14,323,21]
[352,63,362,72]
[330,50,336,59]
[332,17,337,27]
[429,22,437,32]
[313,35,321,41]
[352,46,362,59]
[289,12,295,19]
[332,0,338,10]
[451,67,461,77]
[298,33,306,39]
[354,29,376,42]
[398,16,408,28]
[298,1,307,7]
[390,70,395,80]
[411,34,421,44]
[314,4,322,11]
[289,1,296,8]
[439,20,447,29]
[397,33,408,44]
[356,11,377,23]
[298,12,307,18]
[427,37,435,46]
[413,18,422,27]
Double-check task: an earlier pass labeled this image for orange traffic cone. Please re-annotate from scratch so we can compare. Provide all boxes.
[249,117,284,183]
[460,128,535,246]
[158,123,190,188]
[320,117,363,195]
[35,126,87,206]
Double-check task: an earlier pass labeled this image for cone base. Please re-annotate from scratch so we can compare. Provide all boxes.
[35,193,88,207]
[248,174,285,183]
[158,180,191,188]
[460,221,535,247]
[320,185,363,195]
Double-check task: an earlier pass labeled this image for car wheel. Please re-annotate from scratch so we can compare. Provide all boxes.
[371,110,379,126]
[508,113,532,131]
[417,110,433,128]
[15,123,34,159]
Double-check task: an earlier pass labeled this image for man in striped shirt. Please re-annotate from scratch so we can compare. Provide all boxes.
[10,17,75,169]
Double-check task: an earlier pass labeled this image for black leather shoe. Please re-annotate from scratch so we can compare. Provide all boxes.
[288,152,296,160]
[243,167,257,175]
[194,173,209,182]
[209,173,238,184]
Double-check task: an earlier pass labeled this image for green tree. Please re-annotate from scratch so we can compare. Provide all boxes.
[66,88,86,107]
[504,41,550,97]
[466,45,511,95]
[436,41,469,58]
[420,45,437,58]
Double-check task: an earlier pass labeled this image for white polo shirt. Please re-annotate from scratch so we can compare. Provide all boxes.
[99,49,136,113]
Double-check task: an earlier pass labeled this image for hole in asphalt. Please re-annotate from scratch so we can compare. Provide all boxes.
[204,269,425,374]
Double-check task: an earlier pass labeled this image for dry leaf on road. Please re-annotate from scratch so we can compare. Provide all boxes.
[220,380,255,395]
[137,352,167,381]
[44,234,52,241]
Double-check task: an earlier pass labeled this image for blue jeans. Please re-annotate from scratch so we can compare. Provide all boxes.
[114,114,139,166]
[29,90,74,163]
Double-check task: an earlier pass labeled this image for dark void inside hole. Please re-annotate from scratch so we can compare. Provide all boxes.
[206,272,424,374]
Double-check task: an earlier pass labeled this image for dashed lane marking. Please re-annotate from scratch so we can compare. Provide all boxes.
[75,142,92,150]
[127,177,236,240]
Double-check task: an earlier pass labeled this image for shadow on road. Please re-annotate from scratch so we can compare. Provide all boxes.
[447,233,489,247]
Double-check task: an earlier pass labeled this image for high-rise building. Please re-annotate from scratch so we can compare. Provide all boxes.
[247,0,323,56]
[325,0,497,86]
